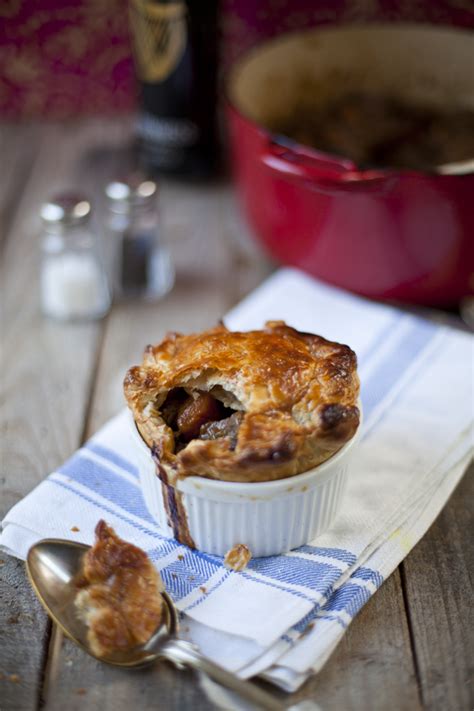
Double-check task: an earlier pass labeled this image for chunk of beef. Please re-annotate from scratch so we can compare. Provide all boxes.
[176,392,229,442]
[200,411,243,449]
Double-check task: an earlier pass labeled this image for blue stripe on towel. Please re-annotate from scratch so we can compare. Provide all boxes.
[351,566,384,588]
[239,571,318,604]
[181,572,233,612]
[161,551,223,601]
[315,612,348,629]
[86,442,139,478]
[291,566,385,635]
[58,455,154,524]
[357,312,403,366]
[295,546,357,565]
[361,317,437,422]
[177,552,353,609]
[292,585,368,633]
[178,565,322,611]
[324,582,372,616]
[50,476,169,542]
[294,608,323,633]
[247,555,342,593]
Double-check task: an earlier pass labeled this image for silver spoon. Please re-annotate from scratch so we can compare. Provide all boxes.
[26,539,284,711]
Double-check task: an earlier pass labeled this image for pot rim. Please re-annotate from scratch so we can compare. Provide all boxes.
[224,22,474,178]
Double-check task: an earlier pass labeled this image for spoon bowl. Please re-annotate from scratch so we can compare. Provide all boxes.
[26,539,177,667]
[26,538,284,710]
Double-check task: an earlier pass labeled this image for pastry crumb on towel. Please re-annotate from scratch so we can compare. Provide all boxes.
[224,544,252,572]
[75,520,164,658]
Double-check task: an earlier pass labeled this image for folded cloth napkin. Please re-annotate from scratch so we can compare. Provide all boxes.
[2,268,473,692]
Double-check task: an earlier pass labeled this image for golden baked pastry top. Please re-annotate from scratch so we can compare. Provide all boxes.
[124,321,360,484]
[75,521,164,657]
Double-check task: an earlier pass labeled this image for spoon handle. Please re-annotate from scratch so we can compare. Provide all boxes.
[160,638,285,710]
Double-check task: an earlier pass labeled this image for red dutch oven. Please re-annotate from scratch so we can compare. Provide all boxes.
[226,24,474,306]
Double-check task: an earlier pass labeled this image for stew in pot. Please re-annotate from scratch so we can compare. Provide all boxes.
[269,92,474,171]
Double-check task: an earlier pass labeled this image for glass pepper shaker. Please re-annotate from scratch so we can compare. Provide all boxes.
[105,175,174,301]
[40,194,111,321]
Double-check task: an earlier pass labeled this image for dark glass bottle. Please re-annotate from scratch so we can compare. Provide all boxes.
[129,0,219,178]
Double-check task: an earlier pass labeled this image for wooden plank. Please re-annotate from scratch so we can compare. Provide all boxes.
[401,461,474,711]
[42,629,216,711]
[0,123,41,252]
[0,119,130,711]
[0,557,51,711]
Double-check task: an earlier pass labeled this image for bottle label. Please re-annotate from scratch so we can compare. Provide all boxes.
[137,112,199,147]
[129,0,187,83]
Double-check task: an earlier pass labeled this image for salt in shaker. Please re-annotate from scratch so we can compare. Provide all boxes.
[105,175,174,301]
[40,194,111,321]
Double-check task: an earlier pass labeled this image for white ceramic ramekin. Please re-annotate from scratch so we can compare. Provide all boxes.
[129,411,360,557]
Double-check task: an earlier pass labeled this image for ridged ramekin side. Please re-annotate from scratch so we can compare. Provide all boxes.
[179,465,348,556]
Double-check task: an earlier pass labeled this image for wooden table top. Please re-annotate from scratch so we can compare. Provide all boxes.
[1,119,472,711]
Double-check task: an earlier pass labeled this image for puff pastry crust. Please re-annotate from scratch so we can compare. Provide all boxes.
[124,321,360,484]
[75,520,164,657]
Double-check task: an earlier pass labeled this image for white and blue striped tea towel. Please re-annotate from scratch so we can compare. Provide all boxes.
[1,268,473,692]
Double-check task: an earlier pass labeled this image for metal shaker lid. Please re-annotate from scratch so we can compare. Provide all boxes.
[105,174,157,212]
[40,193,92,226]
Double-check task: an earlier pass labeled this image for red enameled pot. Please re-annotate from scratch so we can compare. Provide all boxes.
[226,24,474,306]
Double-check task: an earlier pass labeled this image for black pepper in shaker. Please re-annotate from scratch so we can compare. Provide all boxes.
[105,175,174,301]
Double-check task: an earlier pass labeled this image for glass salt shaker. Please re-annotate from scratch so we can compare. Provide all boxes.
[40,194,111,321]
[105,175,174,301]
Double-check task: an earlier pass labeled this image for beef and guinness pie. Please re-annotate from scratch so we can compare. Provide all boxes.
[124,321,360,485]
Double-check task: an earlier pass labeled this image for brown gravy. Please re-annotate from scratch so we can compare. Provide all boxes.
[271,92,474,171]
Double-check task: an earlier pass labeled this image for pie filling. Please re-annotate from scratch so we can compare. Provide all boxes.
[160,387,244,453]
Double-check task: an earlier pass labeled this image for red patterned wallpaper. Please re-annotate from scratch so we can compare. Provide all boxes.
[0,0,134,118]
[0,0,472,119]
